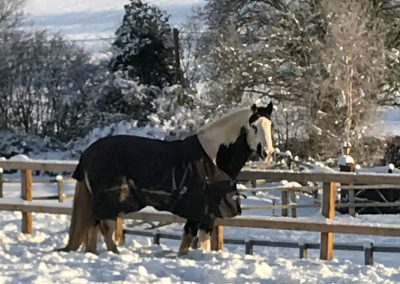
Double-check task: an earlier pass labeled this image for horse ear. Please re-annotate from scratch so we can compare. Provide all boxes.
[251,104,257,113]
[266,101,273,115]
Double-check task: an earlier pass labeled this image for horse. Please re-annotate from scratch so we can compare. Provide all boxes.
[59,102,274,255]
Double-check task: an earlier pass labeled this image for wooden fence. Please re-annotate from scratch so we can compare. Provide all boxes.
[1,159,400,263]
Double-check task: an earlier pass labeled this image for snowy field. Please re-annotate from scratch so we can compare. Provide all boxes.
[1,179,400,283]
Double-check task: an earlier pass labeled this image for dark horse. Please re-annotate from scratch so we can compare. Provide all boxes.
[60,103,274,254]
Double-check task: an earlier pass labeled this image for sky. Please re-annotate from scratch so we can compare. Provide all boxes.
[24,0,203,15]
[23,0,204,51]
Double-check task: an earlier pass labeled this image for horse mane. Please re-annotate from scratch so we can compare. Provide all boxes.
[197,107,252,162]
[198,107,250,134]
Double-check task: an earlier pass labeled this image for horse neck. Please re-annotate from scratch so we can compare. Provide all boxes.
[215,127,253,179]
[197,108,252,178]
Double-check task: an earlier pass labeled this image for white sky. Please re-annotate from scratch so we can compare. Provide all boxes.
[22,0,205,51]
[24,0,203,16]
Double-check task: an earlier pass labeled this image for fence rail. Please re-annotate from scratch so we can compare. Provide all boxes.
[123,229,399,265]
[0,159,77,171]
[1,199,400,237]
[1,159,400,264]
[238,169,400,185]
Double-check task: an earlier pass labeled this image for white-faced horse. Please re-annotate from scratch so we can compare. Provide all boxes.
[59,103,274,254]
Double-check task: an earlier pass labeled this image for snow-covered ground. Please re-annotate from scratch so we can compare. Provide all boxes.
[1,93,400,283]
[1,180,400,283]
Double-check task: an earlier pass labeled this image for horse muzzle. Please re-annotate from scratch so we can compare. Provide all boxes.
[257,144,274,162]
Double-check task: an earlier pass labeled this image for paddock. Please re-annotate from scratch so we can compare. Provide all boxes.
[1,159,400,265]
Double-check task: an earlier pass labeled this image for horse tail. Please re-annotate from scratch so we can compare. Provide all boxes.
[72,156,84,180]
[58,180,97,252]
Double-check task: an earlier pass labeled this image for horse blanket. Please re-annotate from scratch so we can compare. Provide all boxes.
[73,135,241,221]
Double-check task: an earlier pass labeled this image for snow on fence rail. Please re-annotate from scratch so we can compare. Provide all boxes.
[1,159,400,262]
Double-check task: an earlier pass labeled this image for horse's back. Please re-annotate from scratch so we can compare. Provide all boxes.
[73,135,200,184]
[73,135,168,180]
[85,135,170,154]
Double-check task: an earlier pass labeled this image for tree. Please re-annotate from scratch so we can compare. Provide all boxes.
[0,30,98,139]
[304,0,389,159]
[191,0,400,161]
[0,0,24,128]
[0,0,24,32]
[191,0,326,149]
[94,71,160,124]
[110,0,175,87]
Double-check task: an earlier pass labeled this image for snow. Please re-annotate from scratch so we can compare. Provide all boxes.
[8,154,30,161]
[1,178,400,283]
[68,120,168,157]
[338,155,355,166]
[1,136,400,282]
[356,164,396,174]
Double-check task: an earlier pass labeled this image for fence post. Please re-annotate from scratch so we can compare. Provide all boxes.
[245,239,254,255]
[290,190,297,218]
[320,181,336,260]
[339,142,356,216]
[281,190,288,217]
[364,242,374,265]
[299,242,308,259]
[21,169,33,234]
[348,187,355,217]
[0,167,3,198]
[211,225,224,251]
[114,217,125,245]
[153,231,161,245]
[56,175,64,202]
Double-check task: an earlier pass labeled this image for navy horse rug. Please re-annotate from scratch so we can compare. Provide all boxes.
[73,135,241,221]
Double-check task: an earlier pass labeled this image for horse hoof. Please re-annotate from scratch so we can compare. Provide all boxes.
[54,247,71,252]
[177,249,189,256]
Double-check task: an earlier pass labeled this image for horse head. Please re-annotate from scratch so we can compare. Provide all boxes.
[247,102,275,162]
[197,102,275,177]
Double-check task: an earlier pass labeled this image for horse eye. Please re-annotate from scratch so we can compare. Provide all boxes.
[251,125,258,133]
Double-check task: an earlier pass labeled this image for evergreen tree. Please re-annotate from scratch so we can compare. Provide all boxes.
[110,0,175,87]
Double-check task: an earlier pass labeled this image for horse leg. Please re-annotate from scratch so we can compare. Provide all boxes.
[59,180,96,252]
[178,220,199,255]
[198,217,215,252]
[99,219,119,253]
[84,224,99,254]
